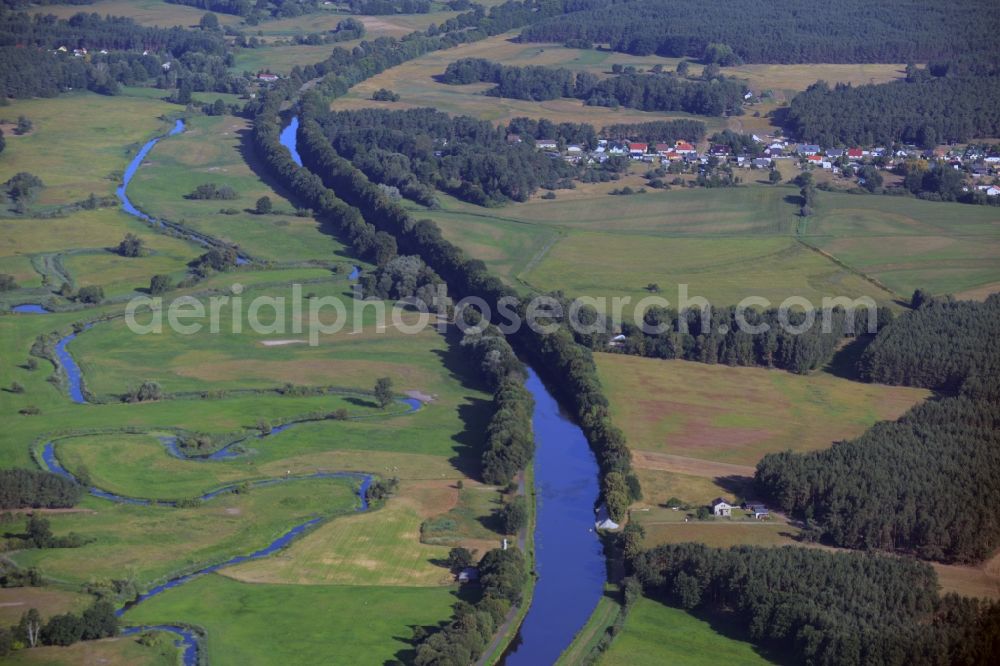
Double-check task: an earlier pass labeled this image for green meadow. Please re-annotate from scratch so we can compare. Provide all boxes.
[413,184,1000,312]
[599,597,775,666]
[126,113,351,264]
[124,574,458,666]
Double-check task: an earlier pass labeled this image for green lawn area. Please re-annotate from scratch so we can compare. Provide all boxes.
[599,597,775,666]
[123,574,458,666]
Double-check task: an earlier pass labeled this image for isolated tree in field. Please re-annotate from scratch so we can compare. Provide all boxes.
[910,288,932,309]
[447,547,475,572]
[148,274,173,295]
[768,168,781,184]
[255,196,272,214]
[0,273,16,291]
[199,12,219,31]
[0,128,5,155]
[373,377,393,408]
[211,98,226,116]
[500,495,528,533]
[126,380,162,403]
[17,608,42,648]
[15,116,32,135]
[27,514,53,547]
[76,285,104,304]
[117,233,145,257]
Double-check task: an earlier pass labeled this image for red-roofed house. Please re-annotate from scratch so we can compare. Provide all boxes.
[629,142,648,156]
[674,141,696,154]
[806,154,823,164]
[655,143,672,155]
[847,148,863,160]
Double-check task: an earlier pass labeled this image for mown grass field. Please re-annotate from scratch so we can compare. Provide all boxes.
[124,574,458,665]
[226,487,455,586]
[800,195,1000,298]
[599,597,774,666]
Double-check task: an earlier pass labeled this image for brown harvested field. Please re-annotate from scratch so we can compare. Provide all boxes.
[633,468,739,508]
[631,451,756,479]
[933,554,1000,601]
[331,34,726,130]
[0,587,93,626]
[331,34,904,129]
[597,354,929,466]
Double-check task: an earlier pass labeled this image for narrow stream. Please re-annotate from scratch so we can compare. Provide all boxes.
[500,367,606,664]
[117,119,248,264]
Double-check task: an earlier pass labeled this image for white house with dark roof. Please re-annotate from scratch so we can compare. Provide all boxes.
[711,498,733,517]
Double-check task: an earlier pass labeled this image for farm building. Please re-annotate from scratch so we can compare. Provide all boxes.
[711,498,733,517]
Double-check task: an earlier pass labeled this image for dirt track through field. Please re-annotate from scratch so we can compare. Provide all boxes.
[632,450,756,479]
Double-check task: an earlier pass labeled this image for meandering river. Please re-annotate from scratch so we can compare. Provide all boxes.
[34,117,606,665]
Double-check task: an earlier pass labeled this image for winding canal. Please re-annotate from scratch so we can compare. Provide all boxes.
[501,368,605,665]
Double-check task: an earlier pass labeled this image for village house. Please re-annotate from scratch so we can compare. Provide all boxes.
[711,498,733,517]
[846,147,864,160]
[595,504,620,530]
[257,73,279,82]
[566,144,584,154]
[710,144,731,157]
[534,139,558,150]
[674,140,696,155]
[797,144,820,156]
[628,142,648,158]
[825,148,845,159]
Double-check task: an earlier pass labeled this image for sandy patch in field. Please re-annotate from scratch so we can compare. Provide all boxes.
[632,450,756,479]
[406,389,436,403]
[259,339,307,346]
[955,281,1000,301]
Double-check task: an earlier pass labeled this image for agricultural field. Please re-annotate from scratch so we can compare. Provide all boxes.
[599,597,774,666]
[596,353,929,469]
[414,182,1000,312]
[3,634,178,666]
[332,33,727,129]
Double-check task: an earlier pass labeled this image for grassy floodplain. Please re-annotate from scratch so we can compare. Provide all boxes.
[124,574,458,666]
[0,81,505,663]
[126,113,351,263]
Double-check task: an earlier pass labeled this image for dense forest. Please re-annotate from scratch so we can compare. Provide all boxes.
[785,65,1000,147]
[858,295,1000,393]
[755,296,1000,563]
[756,396,1000,563]
[517,0,999,64]
[314,107,591,205]
[441,57,747,115]
[631,544,1000,665]
[608,304,891,375]
[0,469,82,509]
[0,11,246,97]
[164,0,323,20]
